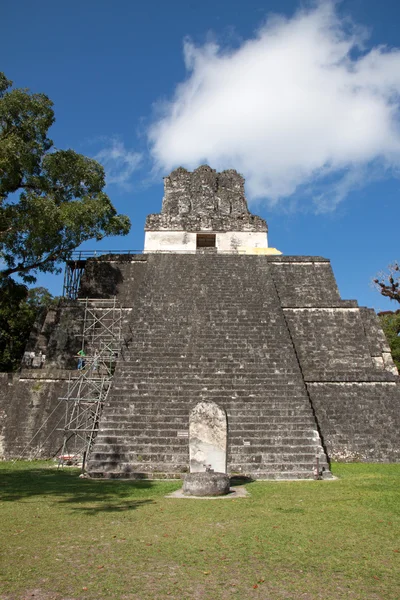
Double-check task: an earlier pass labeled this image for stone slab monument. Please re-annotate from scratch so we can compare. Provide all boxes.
[1,165,399,480]
[189,401,227,473]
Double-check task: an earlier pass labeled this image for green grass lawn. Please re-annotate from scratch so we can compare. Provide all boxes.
[0,462,399,600]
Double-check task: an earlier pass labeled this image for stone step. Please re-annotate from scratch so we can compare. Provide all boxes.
[97,425,317,436]
[229,461,326,472]
[111,393,310,402]
[100,411,314,421]
[110,391,309,400]
[94,435,319,447]
[96,429,317,440]
[116,382,298,391]
[87,457,322,471]
[129,340,292,346]
[129,324,290,332]
[128,334,288,342]
[87,254,331,480]
[102,400,312,408]
[87,470,184,480]
[93,440,188,450]
[114,369,302,377]
[120,353,296,360]
[129,315,284,322]
[89,452,188,463]
[86,469,323,481]
[101,413,315,424]
[101,411,317,421]
[112,379,305,387]
[98,424,318,443]
[113,376,304,385]
[91,448,322,462]
[121,359,299,366]
[114,367,302,375]
[196,443,322,455]
[86,462,327,478]
[126,343,292,351]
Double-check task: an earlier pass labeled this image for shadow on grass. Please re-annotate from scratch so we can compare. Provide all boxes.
[0,464,159,513]
[68,499,154,514]
[230,475,254,487]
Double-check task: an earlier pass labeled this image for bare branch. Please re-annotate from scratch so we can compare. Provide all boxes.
[373,262,400,304]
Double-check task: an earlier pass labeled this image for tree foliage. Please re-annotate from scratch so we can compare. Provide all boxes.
[0,72,130,282]
[374,262,400,304]
[378,310,400,372]
[0,279,56,371]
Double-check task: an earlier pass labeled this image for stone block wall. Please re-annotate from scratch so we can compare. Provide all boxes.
[87,253,331,479]
[307,382,400,461]
[359,308,398,374]
[267,257,399,462]
[0,299,86,459]
[2,252,399,471]
[283,308,380,381]
[269,258,343,307]
[0,371,68,459]
[0,255,148,460]
[25,302,84,370]
[79,255,147,306]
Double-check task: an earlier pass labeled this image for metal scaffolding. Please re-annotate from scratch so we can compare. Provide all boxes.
[63,259,86,300]
[58,297,124,468]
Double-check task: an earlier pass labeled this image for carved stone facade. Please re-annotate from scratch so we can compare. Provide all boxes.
[144,165,279,255]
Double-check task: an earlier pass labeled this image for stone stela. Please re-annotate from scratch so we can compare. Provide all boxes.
[189,401,227,474]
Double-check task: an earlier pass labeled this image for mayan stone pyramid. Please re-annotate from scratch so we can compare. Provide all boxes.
[1,165,399,479]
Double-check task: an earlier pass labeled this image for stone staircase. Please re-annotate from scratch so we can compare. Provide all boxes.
[87,254,331,479]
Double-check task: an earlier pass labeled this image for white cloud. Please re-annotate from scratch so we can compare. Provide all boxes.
[95,139,142,188]
[148,1,400,210]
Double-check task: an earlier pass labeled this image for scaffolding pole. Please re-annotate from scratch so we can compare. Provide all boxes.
[58,297,124,468]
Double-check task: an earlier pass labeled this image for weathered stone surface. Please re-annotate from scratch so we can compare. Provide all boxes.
[0,255,149,460]
[283,308,385,381]
[183,472,230,496]
[359,308,398,375]
[87,253,331,480]
[162,165,248,216]
[3,250,400,471]
[79,255,147,305]
[24,302,84,370]
[2,167,400,475]
[269,260,342,307]
[86,252,400,478]
[189,402,227,473]
[0,371,67,459]
[307,382,400,462]
[145,165,267,233]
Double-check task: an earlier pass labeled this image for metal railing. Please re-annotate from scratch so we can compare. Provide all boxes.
[67,249,142,260]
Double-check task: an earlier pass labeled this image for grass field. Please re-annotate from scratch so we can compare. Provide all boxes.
[0,462,399,600]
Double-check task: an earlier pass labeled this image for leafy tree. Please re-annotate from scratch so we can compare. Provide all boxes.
[374,262,400,304]
[378,311,400,372]
[0,72,130,283]
[26,286,56,309]
[0,280,56,371]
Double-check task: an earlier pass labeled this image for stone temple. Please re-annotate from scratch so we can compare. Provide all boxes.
[0,165,399,479]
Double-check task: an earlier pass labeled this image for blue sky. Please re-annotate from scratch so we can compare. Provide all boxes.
[2,0,400,311]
